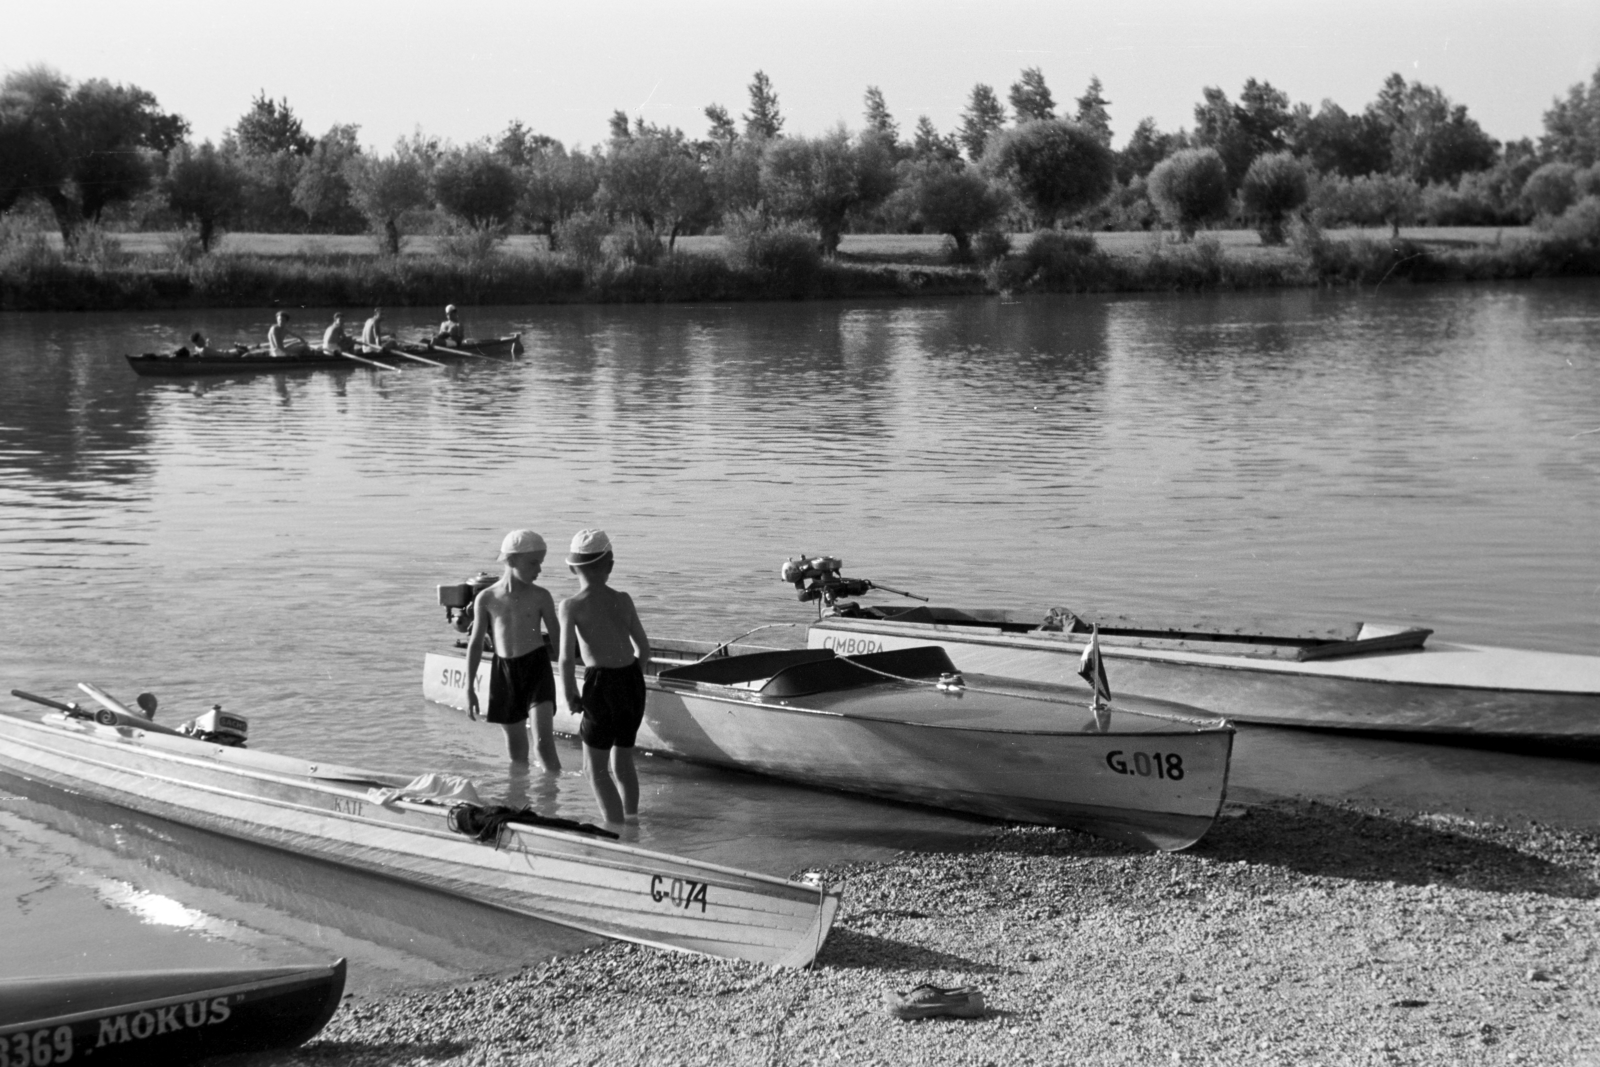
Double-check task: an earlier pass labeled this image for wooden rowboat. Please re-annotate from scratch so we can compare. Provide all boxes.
[424,641,1235,851]
[0,703,839,968]
[809,605,1600,752]
[124,335,523,377]
[0,959,344,1065]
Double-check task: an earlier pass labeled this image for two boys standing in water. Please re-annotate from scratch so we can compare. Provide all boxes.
[464,527,650,825]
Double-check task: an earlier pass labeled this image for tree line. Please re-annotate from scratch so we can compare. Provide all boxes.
[4,62,1600,259]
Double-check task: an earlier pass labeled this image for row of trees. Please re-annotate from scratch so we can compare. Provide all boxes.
[6,62,1600,258]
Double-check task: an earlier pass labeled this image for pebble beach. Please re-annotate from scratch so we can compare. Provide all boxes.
[275,798,1599,1066]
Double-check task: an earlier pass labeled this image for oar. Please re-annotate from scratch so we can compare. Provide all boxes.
[337,350,401,372]
[386,347,447,368]
[419,335,500,362]
[11,688,91,719]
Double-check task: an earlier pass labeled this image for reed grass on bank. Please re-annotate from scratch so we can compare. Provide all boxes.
[2,219,1598,311]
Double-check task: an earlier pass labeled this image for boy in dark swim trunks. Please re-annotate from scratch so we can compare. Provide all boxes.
[558,529,651,825]
[465,529,561,770]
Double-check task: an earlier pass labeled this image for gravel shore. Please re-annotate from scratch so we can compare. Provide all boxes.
[275,799,1599,1066]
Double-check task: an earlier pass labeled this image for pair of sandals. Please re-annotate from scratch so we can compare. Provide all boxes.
[883,983,985,1020]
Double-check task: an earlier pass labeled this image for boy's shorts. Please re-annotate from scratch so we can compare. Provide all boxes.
[487,647,555,724]
[579,660,646,750]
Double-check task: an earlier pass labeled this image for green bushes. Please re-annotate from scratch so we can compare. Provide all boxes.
[1239,153,1310,244]
[1147,148,1231,238]
[722,212,825,296]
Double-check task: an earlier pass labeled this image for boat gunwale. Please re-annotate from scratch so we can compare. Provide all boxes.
[813,617,1600,695]
[653,674,1231,736]
[0,710,834,899]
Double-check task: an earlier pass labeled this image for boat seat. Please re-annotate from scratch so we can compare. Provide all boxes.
[659,646,960,698]
[760,647,958,698]
[659,648,834,688]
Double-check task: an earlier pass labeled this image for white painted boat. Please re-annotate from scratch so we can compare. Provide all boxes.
[423,642,1234,852]
[0,704,839,968]
[808,605,1600,751]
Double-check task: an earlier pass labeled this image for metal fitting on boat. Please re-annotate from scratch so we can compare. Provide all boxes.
[936,672,965,694]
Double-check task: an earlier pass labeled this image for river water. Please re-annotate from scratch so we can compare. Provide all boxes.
[1,283,1597,992]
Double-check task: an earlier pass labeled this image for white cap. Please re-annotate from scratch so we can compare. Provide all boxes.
[497,529,547,561]
[566,529,613,565]
[445,304,458,314]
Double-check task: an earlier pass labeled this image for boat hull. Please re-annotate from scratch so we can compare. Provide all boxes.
[125,336,521,377]
[0,710,837,968]
[0,961,344,1065]
[423,647,1232,851]
[809,617,1600,751]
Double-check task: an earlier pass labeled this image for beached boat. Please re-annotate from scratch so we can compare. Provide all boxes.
[789,561,1600,752]
[0,959,345,1065]
[124,335,523,377]
[0,694,839,968]
[423,641,1234,852]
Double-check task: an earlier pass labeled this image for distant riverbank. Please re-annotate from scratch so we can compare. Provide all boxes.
[3,224,1599,314]
[283,800,1600,1067]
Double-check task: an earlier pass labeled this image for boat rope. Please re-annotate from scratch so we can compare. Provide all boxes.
[834,654,1221,728]
[696,622,802,662]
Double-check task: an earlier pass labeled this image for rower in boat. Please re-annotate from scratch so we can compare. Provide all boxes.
[268,311,310,357]
[359,307,393,353]
[434,304,464,347]
[321,312,354,355]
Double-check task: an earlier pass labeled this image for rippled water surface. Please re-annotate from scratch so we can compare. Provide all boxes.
[2,283,1597,986]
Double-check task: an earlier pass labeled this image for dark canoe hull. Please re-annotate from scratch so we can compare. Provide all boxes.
[125,336,521,377]
[0,960,344,1065]
[808,614,1600,753]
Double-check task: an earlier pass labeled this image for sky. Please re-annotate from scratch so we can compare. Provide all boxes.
[5,0,1598,154]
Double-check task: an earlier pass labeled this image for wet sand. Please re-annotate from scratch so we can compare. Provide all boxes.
[276,799,1599,1066]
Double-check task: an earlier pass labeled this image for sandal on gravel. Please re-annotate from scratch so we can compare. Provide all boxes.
[883,983,985,1020]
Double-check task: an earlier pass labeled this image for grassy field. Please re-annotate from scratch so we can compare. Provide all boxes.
[1,224,1581,312]
[91,227,1531,264]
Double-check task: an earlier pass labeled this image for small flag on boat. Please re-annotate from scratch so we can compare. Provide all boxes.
[1077,624,1112,708]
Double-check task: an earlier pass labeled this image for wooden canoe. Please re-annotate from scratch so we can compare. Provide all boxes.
[808,605,1600,752]
[124,335,522,377]
[0,959,344,1066]
[0,707,839,968]
[424,642,1234,851]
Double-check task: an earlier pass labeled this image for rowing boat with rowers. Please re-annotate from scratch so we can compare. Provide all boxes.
[125,334,523,377]
[0,959,345,1065]
[783,557,1600,753]
[0,685,839,968]
[422,576,1235,852]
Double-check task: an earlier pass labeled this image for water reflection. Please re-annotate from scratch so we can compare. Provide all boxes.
[0,283,1597,982]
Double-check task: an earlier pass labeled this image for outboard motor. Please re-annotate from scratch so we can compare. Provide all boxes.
[181,705,249,746]
[780,555,925,617]
[438,572,498,633]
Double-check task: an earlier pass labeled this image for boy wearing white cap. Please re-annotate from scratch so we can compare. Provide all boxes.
[435,304,464,347]
[558,529,651,824]
[465,529,561,769]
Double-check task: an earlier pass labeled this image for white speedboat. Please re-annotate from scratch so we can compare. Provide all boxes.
[0,688,839,968]
[424,641,1234,852]
[779,557,1600,752]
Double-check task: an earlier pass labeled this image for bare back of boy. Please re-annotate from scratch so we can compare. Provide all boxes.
[558,563,650,825]
[561,585,647,670]
[466,564,560,770]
